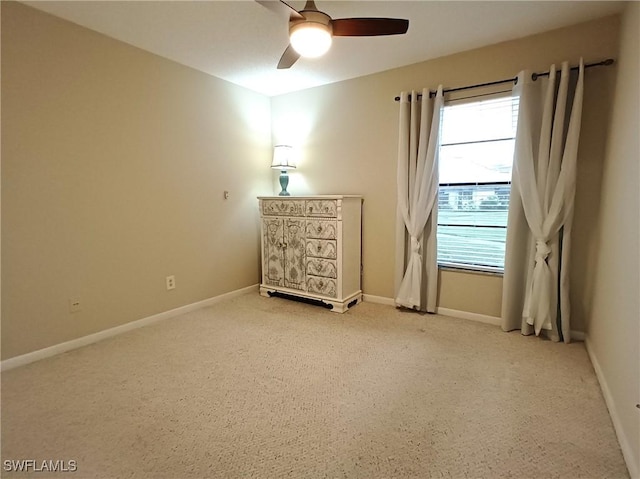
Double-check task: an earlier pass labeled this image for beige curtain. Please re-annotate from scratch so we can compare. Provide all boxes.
[395,87,444,312]
[502,60,584,342]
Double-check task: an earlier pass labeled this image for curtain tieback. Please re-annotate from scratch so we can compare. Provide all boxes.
[535,240,551,264]
[410,236,422,255]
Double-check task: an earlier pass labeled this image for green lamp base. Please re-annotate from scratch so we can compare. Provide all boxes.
[278,170,291,196]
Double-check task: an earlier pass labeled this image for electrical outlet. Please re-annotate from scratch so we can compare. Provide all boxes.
[69,297,81,313]
[166,275,176,290]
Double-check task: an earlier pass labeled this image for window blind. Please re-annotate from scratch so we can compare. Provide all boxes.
[437,94,519,272]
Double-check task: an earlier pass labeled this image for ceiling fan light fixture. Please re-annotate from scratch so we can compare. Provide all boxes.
[261,0,409,69]
[290,22,332,58]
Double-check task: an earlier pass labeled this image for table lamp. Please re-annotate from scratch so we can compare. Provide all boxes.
[271,145,296,196]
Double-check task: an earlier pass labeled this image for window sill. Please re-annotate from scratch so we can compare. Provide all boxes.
[438,264,504,277]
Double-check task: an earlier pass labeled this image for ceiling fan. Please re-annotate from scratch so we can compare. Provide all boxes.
[256,0,409,69]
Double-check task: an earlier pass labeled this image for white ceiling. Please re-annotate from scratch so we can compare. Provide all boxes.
[23,0,625,97]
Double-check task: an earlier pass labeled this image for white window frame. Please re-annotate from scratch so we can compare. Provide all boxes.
[436,92,519,274]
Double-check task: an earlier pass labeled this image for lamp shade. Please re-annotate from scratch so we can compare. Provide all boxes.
[271,145,296,170]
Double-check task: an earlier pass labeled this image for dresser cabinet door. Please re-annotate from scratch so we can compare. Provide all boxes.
[263,219,284,287]
[283,219,306,291]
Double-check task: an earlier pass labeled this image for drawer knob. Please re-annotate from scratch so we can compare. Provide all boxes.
[318,226,322,232]
[317,245,322,251]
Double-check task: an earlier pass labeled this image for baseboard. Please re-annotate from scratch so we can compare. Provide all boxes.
[436,307,502,326]
[362,298,503,327]
[360,300,503,328]
[361,295,502,326]
[0,284,259,372]
[437,308,587,341]
[362,298,502,327]
[585,336,639,479]
[570,330,586,341]
[362,294,395,306]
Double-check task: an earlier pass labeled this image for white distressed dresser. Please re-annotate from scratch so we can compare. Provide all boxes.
[258,195,363,313]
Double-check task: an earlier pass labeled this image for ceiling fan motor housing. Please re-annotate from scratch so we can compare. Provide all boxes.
[290,10,333,35]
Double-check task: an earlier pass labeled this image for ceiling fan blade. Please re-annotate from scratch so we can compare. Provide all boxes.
[277,44,301,69]
[332,18,409,36]
[255,0,304,20]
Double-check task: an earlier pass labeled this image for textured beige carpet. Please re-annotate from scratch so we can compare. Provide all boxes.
[1,292,629,478]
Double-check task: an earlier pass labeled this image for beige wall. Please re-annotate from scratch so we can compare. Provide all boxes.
[586,3,639,477]
[1,2,272,359]
[0,3,625,361]
[271,15,620,323]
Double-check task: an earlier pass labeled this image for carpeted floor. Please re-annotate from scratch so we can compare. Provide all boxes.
[1,292,629,478]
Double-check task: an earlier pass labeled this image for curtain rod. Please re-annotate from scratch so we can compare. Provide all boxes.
[393,58,615,102]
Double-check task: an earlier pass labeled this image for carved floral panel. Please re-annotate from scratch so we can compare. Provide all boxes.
[306,239,337,259]
[305,220,337,240]
[262,200,305,216]
[307,276,337,298]
[306,258,337,279]
[263,219,284,287]
[305,200,337,218]
[284,219,306,291]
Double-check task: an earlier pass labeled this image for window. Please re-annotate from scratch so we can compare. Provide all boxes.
[437,94,519,272]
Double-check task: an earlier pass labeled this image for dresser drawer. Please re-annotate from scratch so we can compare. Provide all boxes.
[306,258,337,279]
[305,200,337,217]
[305,220,337,240]
[262,199,305,216]
[306,239,337,259]
[307,276,337,298]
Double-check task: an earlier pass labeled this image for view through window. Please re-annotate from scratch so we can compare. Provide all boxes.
[437,94,519,272]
